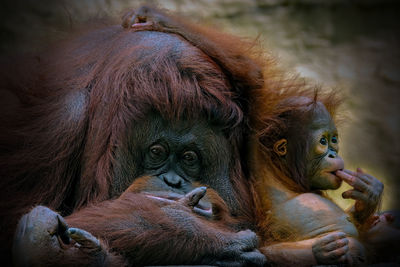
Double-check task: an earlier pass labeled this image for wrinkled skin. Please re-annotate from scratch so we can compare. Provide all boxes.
[121,5,174,31]
[13,206,117,267]
[337,168,384,223]
[69,186,265,266]
[13,113,265,266]
[255,100,376,266]
[112,112,241,214]
[304,103,383,225]
[8,5,266,266]
[14,189,265,266]
[361,211,400,263]
[311,232,350,265]
[8,5,267,265]
[305,102,344,191]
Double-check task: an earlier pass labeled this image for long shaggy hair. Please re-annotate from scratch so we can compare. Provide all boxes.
[0,18,263,242]
[248,56,342,243]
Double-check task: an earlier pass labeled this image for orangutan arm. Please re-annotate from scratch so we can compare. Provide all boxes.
[261,233,366,266]
[66,191,265,266]
[337,169,383,224]
[13,189,265,266]
[261,239,317,267]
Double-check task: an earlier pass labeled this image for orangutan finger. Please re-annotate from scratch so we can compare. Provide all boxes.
[365,214,380,227]
[337,254,348,263]
[383,212,395,223]
[178,187,207,207]
[342,189,368,202]
[345,168,374,185]
[357,168,379,184]
[324,237,349,251]
[56,215,70,245]
[357,167,368,175]
[328,245,348,259]
[337,171,368,191]
[67,228,101,251]
[341,169,370,185]
[319,232,346,246]
[144,194,176,205]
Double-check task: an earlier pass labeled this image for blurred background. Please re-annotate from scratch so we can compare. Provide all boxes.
[1,0,399,210]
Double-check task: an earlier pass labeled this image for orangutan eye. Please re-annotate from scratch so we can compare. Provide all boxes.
[149,144,167,160]
[319,137,328,146]
[331,136,338,144]
[182,151,198,166]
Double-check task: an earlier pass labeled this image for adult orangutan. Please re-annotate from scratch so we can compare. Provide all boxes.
[248,91,384,265]
[0,6,266,266]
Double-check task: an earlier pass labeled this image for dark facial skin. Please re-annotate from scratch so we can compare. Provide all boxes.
[265,101,364,265]
[13,113,266,266]
[9,5,266,266]
[260,99,386,265]
[306,103,344,190]
[141,122,207,192]
[113,111,239,214]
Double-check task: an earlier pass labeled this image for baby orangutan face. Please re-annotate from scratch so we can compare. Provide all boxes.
[273,99,345,191]
[306,103,344,190]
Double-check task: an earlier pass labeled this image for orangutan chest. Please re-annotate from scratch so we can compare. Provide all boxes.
[272,193,358,240]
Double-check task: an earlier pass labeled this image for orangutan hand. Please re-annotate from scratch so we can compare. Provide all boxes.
[312,232,350,265]
[121,5,177,31]
[146,189,266,266]
[12,206,110,266]
[143,187,217,219]
[336,168,383,222]
[364,213,400,246]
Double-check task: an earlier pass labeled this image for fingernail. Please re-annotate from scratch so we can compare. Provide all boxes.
[68,228,75,234]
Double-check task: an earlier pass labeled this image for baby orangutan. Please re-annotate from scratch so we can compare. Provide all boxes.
[250,96,384,266]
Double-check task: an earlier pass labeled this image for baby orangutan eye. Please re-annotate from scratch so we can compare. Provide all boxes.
[331,136,338,144]
[319,137,328,146]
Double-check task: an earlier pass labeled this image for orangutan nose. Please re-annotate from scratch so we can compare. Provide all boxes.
[160,170,183,188]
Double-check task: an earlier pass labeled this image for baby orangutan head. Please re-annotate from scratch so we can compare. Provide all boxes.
[273,97,344,191]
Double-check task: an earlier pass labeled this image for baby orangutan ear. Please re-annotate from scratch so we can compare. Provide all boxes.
[274,139,287,156]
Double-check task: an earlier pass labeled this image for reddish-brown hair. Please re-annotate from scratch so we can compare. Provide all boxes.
[1,20,263,219]
[248,59,342,193]
[247,59,342,243]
